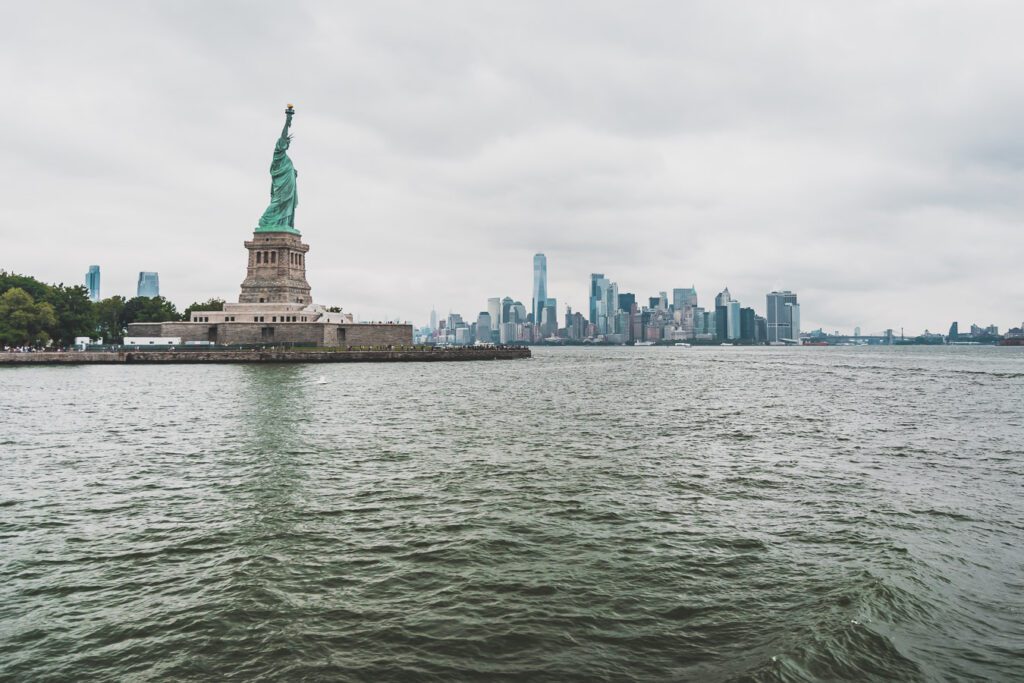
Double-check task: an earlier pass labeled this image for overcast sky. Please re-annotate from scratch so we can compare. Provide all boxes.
[3,1,1023,333]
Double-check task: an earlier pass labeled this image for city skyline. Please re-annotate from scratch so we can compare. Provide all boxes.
[4,3,1024,332]
[64,254,1011,339]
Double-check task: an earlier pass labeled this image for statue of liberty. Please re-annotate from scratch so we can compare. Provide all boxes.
[256,105,299,233]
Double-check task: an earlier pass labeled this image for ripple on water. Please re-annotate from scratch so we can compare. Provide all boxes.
[0,346,1022,681]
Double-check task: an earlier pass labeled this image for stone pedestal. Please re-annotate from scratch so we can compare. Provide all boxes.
[239,231,312,304]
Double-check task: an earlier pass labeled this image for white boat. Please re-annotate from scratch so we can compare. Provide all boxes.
[720,343,734,347]
[635,341,655,346]
[315,376,328,385]
[675,343,691,348]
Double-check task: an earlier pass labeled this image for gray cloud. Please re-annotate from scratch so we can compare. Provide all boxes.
[2,0,1022,332]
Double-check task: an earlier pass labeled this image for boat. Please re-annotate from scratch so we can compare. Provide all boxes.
[720,343,734,347]
[634,341,655,346]
[675,342,691,348]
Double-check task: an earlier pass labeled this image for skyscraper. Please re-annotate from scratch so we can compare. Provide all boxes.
[715,287,731,340]
[740,307,756,341]
[672,287,697,312]
[512,301,527,324]
[137,271,160,298]
[787,302,800,340]
[541,298,557,336]
[85,265,100,302]
[727,300,741,340]
[766,290,799,342]
[604,281,619,317]
[475,312,492,345]
[589,273,607,323]
[532,253,547,323]
[429,307,438,331]
[487,298,501,333]
[672,287,698,338]
[714,287,732,308]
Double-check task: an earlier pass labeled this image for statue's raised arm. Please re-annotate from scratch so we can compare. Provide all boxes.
[280,105,294,144]
[256,105,300,234]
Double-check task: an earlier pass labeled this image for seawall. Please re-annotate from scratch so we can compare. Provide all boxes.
[0,347,531,365]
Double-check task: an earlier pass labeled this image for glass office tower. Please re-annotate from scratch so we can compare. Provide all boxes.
[137,271,160,298]
[85,265,100,302]
[766,290,799,342]
[532,254,547,323]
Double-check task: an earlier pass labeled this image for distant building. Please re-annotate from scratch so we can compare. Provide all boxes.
[566,308,586,340]
[475,312,492,344]
[532,254,547,323]
[714,287,731,308]
[702,309,716,341]
[541,297,557,335]
[672,287,697,312]
[714,287,731,340]
[510,301,527,324]
[788,302,801,340]
[727,300,741,340]
[589,273,608,324]
[487,297,501,330]
[766,290,799,342]
[85,265,100,302]
[137,271,160,298]
[740,306,756,342]
[948,321,958,340]
[755,315,768,343]
[501,296,514,324]
[430,307,438,332]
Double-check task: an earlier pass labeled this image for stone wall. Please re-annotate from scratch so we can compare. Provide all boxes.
[0,347,530,364]
[125,321,413,347]
[127,322,212,342]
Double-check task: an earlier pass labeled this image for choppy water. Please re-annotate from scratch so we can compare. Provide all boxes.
[1,346,1022,681]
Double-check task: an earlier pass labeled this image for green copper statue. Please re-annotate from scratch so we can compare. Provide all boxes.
[256,105,300,234]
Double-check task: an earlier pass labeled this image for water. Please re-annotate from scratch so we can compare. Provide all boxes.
[1,346,1022,681]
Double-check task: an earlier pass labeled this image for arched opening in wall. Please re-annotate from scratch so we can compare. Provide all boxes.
[271,252,277,264]
[256,252,262,264]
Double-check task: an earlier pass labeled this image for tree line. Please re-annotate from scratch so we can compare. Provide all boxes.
[0,271,224,348]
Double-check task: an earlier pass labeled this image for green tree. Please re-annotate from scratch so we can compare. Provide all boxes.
[123,296,181,324]
[94,296,127,343]
[44,284,97,347]
[0,271,52,302]
[182,297,225,320]
[0,288,58,348]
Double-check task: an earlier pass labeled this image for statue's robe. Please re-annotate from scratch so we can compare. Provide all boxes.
[258,138,298,230]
